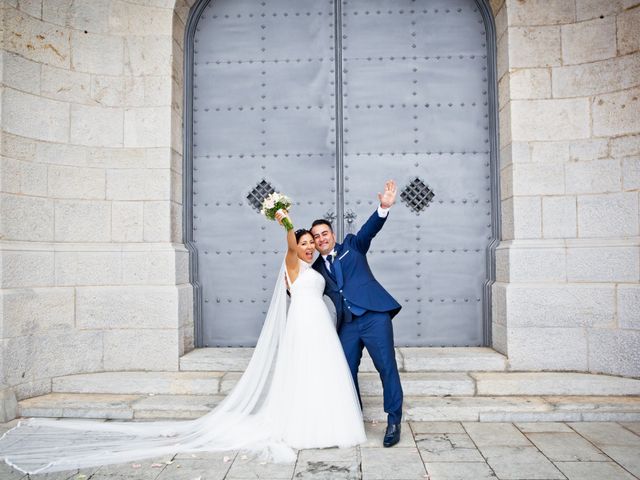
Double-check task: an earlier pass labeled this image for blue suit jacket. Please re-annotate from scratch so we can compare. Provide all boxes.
[312,210,402,331]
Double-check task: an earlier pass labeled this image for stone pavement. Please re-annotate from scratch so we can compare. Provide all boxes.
[1,420,639,480]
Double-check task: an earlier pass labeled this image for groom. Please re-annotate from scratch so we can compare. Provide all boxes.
[311,180,403,447]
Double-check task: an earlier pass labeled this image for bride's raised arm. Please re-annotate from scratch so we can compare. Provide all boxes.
[275,209,299,284]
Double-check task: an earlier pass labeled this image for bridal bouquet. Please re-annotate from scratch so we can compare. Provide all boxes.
[261,192,294,231]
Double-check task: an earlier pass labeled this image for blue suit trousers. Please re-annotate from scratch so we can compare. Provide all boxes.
[338,310,403,425]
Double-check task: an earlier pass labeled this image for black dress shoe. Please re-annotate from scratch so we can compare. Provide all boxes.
[383,423,401,447]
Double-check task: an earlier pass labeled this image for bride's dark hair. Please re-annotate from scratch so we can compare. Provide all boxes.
[295,228,312,243]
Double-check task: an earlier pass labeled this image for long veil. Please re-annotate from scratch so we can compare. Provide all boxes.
[0,261,296,474]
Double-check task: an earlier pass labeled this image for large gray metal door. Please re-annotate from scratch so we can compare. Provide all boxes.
[188,0,497,347]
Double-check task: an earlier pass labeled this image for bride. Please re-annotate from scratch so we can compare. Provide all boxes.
[0,210,366,474]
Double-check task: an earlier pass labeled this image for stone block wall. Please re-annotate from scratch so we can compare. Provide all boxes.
[0,0,195,411]
[491,0,640,377]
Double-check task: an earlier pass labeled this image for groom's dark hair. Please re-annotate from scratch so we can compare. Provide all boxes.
[311,219,333,232]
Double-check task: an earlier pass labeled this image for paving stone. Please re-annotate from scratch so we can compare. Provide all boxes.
[362,421,414,448]
[360,447,426,479]
[93,455,173,478]
[463,422,533,447]
[554,461,636,480]
[155,457,232,480]
[568,422,640,446]
[226,452,295,479]
[620,421,640,435]
[525,432,608,461]
[424,462,497,480]
[294,459,359,480]
[297,447,358,463]
[18,393,139,420]
[594,446,640,477]
[409,422,465,434]
[415,433,484,462]
[479,446,565,480]
[514,422,573,433]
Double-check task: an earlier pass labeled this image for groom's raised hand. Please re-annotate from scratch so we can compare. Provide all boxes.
[377,180,397,209]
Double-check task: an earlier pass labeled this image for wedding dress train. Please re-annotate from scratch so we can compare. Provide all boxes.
[0,259,365,474]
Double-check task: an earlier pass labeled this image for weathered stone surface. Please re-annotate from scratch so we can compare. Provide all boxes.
[561,17,617,65]
[112,201,144,241]
[3,331,103,385]
[508,197,540,238]
[52,371,223,395]
[577,193,639,238]
[542,196,577,238]
[566,243,639,282]
[617,5,640,55]
[552,53,640,98]
[508,26,562,68]
[576,0,625,21]
[588,329,640,377]
[565,159,621,194]
[506,284,615,327]
[143,201,172,241]
[507,0,576,25]
[513,162,565,195]
[42,0,111,34]
[502,244,567,282]
[3,88,70,142]
[132,393,224,419]
[54,251,122,286]
[555,461,637,480]
[4,8,71,68]
[0,249,54,288]
[1,287,75,337]
[70,30,123,75]
[108,1,173,36]
[464,422,532,447]
[508,68,551,99]
[360,372,475,396]
[424,462,496,480]
[474,372,640,396]
[416,432,484,462]
[106,168,171,200]
[103,329,178,371]
[76,286,178,329]
[622,155,640,190]
[361,447,426,479]
[124,35,172,75]
[618,285,640,329]
[121,250,177,284]
[48,164,106,199]
[530,140,570,163]
[399,347,507,372]
[70,104,124,147]
[593,86,640,137]
[511,98,590,141]
[0,387,18,423]
[507,327,588,371]
[124,107,171,148]
[41,64,92,103]
[0,157,47,196]
[2,51,41,94]
[18,393,136,420]
[54,200,111,241]
[515,422,573,432]
[480,445,566,479]
[0,193,54,241]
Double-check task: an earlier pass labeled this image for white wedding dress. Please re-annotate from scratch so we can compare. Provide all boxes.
[0,259,366,474]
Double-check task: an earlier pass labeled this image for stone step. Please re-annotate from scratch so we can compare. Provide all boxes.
[52,371,477,397]
[17,392,640,422]
[51,371,640,397]
[179,347,508,372]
